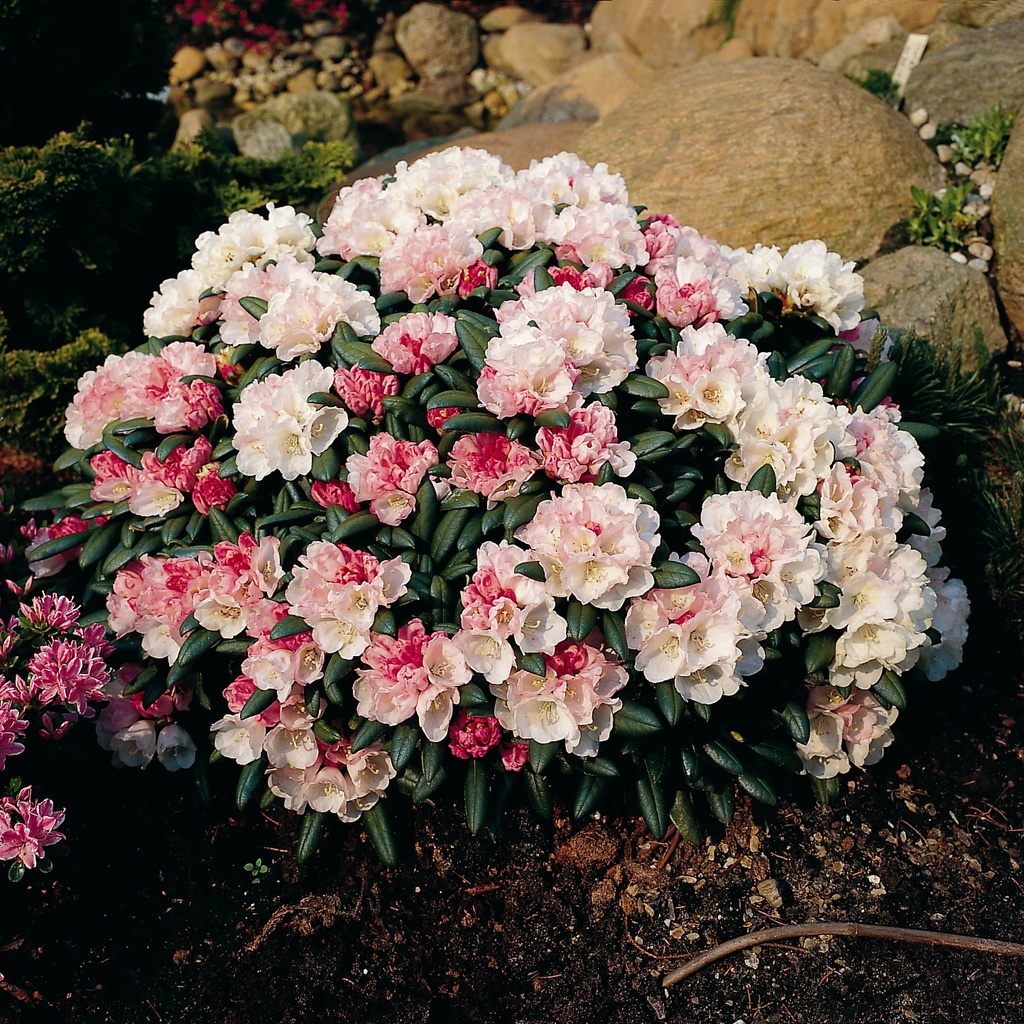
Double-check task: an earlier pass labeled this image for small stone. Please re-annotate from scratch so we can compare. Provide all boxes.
[964,200,990,218]
[287,68,319,93]
[316,70,340,91]
[756,878,783,909]
[968,257,989,273]
[918,121,937,141]
[172,107,214,150]
[980,180,995,199]
[204,43,238,73]
[303,18,336,38]
[369,51,414,90]
[950,251,968,264]
[223,37,245,57]
[909,107,929,128]
[479,5,538,32]
[170,45,207,84]
[312,35,347,62]
[969,241,994,261]
[242,49,270,71]
[954,161,973,176]
[192,77,233,108]
[936,144,955,163]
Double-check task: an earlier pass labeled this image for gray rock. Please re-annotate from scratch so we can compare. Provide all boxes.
[395,3,479,82]
[369,51,415,90]
[232,91,361,161]
[192,76,234,110]
[232,111,295,160]
[935,0,1024,26]
[861,245,1007,362]
[992,119,1024,338]
[312,35,348,62]
[903,18,1024,126]
[576,58,944,263]
[816,16,905,72]
[485,22,587,87]
[389,74,477,113]
[499,52,657,129]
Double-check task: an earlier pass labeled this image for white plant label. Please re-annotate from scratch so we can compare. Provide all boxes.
[892,34,929,95]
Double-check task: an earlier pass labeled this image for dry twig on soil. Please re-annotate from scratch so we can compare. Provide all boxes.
[662,922,1024,987]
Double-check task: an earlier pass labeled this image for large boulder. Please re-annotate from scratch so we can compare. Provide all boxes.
[233,92,361,161]
[484,22,587,87]
[350,122,591,182]
[934,0,1024,26]
[395,3,479,82]
[589,0,729,67]
[575,58,944,262]
[732,0,940,60]
[992,119,1024,339]
[860,245,1008,361]
[498,52,657,129]
[903,18,1024,126]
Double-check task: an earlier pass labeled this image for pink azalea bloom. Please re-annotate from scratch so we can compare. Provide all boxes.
[371,311,460,376]
[448,710,503,760]
[378,223,484,303]
[192,463,238,515]
[333,366,399,419]
[449,433,540,504]
[535,404,635,484]
[0,787,65,869]
[618,276,655,313]
[457,259,499,298]
[655,258,747,331]
[345,433,439,526]
[27,639,110,715]
[500,740,529,773]
[0,702,29,770]
[310,479,359,512]
[19,593,81,631]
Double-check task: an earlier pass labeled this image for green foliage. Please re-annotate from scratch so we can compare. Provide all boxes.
[848,68,896,104]
[0,127,355,353]
[948,103,1017,168]
[0,0,171,147]
[0,329,122,458]
[904,182,978,252]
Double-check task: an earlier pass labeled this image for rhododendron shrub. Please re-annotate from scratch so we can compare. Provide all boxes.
[19,148,970,863]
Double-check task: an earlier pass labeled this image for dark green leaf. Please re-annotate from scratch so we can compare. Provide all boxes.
[652,562,700,589]
[529,739,557,774]
[270,615,310,641]
[240,687,277,720]
[362,803,399,866]
[852,360,898,412]
[236,757,267,811]
[239,295,268,320]
[746,462,777,497]
[703,741,744,775]
[873,669,908,710]
[465,761,489,836]
[775,701,811,744]
[619,373,669,399]
[26,529,87,563]
[389,725,419,771]
[614,701,663,738]
[566,599,598,642]
[600,611,629,662]
[523,770,553,819]
[351,719,389,753]
[534,409,571,429]
[804,632,836,675]
[296,809,327,864]
[635,776,668,839]
[514,561,546,582]
[739,772,777,805]
[810,775,843,805]
[707,786,735,824]
[573,776,605,820]
[669,789,703,845]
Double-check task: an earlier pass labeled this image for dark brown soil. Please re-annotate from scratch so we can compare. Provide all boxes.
[2,633,1022,1024]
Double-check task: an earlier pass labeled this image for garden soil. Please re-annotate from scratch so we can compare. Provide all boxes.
[1,622,1022,1024]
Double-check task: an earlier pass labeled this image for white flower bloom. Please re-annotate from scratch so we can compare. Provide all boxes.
[110,719,157,768]
[211,714,267,765]
[156,724,197,771]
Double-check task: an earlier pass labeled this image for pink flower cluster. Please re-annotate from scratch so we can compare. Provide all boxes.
[446,710,529,772]
[353,620,472,741]
[491,640,627,757]
[65,343,223,450]
[285,540,411,658]
[449,433,540,504]
[333,366,399,420]
[535,404,635,483]
[515,483,660,611]
[797,686,897,779]
[371,311,460,375]
[90,437,226,518]
[108,534,283,661]
[0,787,65,870]
[345,433,439,526]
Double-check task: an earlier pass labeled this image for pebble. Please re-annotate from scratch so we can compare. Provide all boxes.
[936,144,955,163]
[963,199,990,218]
[918,122,937,141]
[979,180,995,199]
[968,258,989,273]
[968,241,994,261]
[909,107,929,128]
[954,161,973,176]
[950,251,968,264]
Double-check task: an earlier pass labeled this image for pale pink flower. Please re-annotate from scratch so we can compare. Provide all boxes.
[317,176,426,260]
[286,540,411,657]
[449,433,540,505]
[515,483,660,611]
[333,366,399,420]
[25,516,89,578]
[371,311,459,375]
[491,640,627,757]
[655,257,748,330]
[156,724,197,771]
[345,433,439,526]
[218,255,310,348]
[353,620,471,741]
[379,223,483,303]
[143,268,221,339]
[797,686,897,779]
[535,403,635,483]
